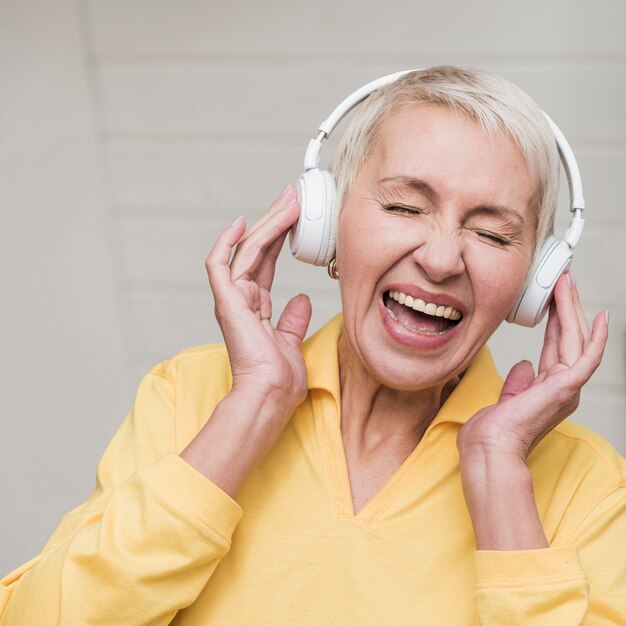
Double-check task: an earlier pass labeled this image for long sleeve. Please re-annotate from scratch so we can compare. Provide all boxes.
[473,487,626,625]
[0,368,242,625]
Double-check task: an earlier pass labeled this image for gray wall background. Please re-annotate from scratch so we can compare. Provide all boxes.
[1,0,625,575]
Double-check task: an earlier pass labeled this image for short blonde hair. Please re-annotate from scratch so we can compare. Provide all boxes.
[329,66,560,249]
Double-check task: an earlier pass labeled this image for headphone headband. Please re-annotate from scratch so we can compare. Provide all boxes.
[304,71,415,171]
[303,69,585,246]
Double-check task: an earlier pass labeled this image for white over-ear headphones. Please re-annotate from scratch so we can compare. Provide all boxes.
[289,70,585,328]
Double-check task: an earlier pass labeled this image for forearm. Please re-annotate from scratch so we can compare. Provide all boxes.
[460,451,549,550]
[461,451,595,624]
[0,454,241,625]
[180,386,293,498]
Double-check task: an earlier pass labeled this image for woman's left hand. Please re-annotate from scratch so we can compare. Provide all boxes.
[456,272,609,549]
[457,271,609,463]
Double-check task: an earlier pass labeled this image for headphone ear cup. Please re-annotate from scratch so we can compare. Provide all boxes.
[507,237,573,327]
[289,169,337,266]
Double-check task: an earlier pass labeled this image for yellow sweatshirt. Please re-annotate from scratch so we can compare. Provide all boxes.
[2,315,625,625]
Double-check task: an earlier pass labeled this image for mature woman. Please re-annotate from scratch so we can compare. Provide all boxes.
[1,67,624,625]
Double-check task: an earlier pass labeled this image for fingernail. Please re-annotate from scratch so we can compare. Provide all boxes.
[280,183,299,206]
[564,271,573,287]
[604,310,610,325]
[278,183,293,199]
[569,270,576,286]
[282,196,298,210]
[230,215,244,227]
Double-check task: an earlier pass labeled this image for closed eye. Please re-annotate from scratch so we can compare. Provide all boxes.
[383,204,423,216]
[475,230,510,246]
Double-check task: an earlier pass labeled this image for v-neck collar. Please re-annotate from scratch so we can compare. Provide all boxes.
[302,315,504,524]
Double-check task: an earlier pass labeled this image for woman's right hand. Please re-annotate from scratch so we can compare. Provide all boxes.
[181,185,312,497]
[205,183,312,420]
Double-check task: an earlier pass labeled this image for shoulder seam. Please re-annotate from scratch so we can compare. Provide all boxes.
[146,367,177,388]
[147,344,227,386]
[552,428,625,487]
[559,485,626,545]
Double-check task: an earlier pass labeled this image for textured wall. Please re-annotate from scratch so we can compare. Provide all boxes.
[2,0,625,574]
[0,0,129,575]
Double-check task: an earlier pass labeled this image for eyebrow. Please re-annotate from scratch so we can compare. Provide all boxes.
[377,175,439,203]
[376,175,525,224]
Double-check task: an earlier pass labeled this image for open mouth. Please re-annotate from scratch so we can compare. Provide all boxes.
[382,290,463,335]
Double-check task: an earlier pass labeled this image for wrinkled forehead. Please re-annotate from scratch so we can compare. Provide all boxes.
[366,106,535,201]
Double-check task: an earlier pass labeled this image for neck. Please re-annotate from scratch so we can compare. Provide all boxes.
[337,331,460,453]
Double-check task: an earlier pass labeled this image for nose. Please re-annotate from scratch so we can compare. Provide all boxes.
[410,226,465,284]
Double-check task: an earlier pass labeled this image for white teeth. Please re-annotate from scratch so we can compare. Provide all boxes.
[413,298,425,312]
[424,302,437,316]
[387,290,462,321]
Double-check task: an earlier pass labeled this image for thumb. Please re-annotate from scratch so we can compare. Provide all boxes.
[500,360,535,401]
[276,294,312,347]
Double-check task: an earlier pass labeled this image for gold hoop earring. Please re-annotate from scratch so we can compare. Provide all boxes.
[327,257,339,280]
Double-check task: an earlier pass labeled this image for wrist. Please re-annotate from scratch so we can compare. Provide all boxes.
[229,381,305,422]
[180,386,298,498]
[459,449,548,550]
[457,423,529,462]
[459,445,530,481]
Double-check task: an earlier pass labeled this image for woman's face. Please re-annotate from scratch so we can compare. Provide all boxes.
[335,104,537,389]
